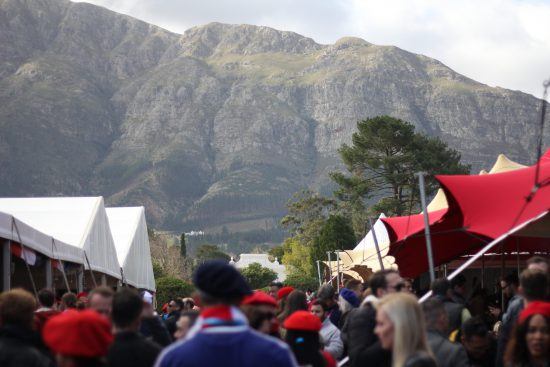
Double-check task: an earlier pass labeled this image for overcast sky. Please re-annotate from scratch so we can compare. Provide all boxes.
[77,0,550,99]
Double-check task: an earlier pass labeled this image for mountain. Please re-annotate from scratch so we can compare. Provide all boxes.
[0,0,546,232]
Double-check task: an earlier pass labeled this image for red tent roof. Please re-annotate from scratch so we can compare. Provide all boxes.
[381,150,550,278]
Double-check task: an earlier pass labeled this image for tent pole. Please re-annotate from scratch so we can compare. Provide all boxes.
[327,252,332,285]
[501,244,505,311]
[2,239,10,291]
[45,258,52,289]
[11,219,38,298]
[516,238,520,277]
[481,254,485,289]
[317,260,323,287]
[336,251,341,293]
[417,172,435,282]
[51,239,71,292]
[369,217,385,271]
[83,252,98,288]
[418,210,548,303]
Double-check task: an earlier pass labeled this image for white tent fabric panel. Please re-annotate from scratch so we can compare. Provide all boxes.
[0,211,83,264]
[0,197,121,279]
[106,207,155,291]
[353,213,389,253]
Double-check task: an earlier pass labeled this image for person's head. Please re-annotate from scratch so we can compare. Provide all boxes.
[431,278,452,299]
[402,278,414,295]
[461,316,491,361]
[269,282,283,299]
[111,288,143,332]
[451,274,467,297]
[345,279,363,298]
[339,288,360,314]
[43,309,113,367]
[168,298,184,314]
[60,292,77,311]
[422,298,449,334]
[193,260,252,307]
[241,291,278,334]
[283,311,325,367]
[174,310,199,340]
[317,284,336,308]
[0,288,37,329]
[282,290,308,319]
[88,286,114,318]
[310,300,326,322]
[520,269,548,303]
[501,272,520,298]
[504,301,550,365]
[527,256,549,273]
[182,297,195,310]
[369,269,402,299]
[375,293,430,367]
[38,288,55,308]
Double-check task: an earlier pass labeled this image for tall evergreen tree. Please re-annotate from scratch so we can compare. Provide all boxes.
[179,232,187,258]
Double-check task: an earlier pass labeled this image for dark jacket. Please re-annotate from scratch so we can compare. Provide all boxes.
[434,295,464,334]
[0,324,53,367]
[497,297,523,367]
[427,330,469,367]
[107,331,161,367]
[140,316,172,347]
[341,304,378,362]
[163,310,180,340]
[326,304,342,329]
[404,352,438,367]
[352,341,391,367]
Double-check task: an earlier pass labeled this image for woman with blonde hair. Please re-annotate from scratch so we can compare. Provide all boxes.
[375,293,437,367]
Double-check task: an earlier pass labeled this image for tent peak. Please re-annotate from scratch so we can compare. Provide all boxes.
[489,154,526,174]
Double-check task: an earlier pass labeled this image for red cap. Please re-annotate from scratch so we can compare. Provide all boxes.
[283,310,322,332]
[518,301,550,324]
[277,286,294,300]
[43,310,113,357]
[242,291,277,307]
[322,351,337,367]
[76,292,88,299]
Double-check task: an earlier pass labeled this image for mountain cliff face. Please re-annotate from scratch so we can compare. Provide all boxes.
[0,0,545,231]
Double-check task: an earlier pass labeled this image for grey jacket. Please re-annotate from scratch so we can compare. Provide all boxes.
[427,330,470,367]
[320,317,344,360]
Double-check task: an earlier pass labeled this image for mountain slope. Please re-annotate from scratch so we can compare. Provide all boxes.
[0,0,545,231]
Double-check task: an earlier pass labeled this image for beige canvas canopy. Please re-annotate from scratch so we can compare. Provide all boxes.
[489,154,527,174]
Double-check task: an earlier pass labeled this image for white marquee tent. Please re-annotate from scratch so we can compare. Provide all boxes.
[0,197,121,279]
[106,207,155,291]
[0,211,83,264]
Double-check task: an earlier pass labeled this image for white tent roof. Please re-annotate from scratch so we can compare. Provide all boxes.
[0,197,121,279]
[0,211,83,264]
[106,207,156,291]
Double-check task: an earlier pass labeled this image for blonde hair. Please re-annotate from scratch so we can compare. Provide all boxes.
[378,293,432,367]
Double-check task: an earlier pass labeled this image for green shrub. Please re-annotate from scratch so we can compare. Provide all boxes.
[239,262,278,290]
[284,271,319,291]
[155,277,194,310]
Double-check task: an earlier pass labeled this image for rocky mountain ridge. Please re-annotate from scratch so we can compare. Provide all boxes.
[0,0,545,231]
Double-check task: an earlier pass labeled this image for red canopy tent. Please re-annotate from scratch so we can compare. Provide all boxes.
[382,150,550,278]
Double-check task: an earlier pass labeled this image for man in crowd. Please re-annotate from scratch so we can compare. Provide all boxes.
[34,288,60,333]
[0,288,52,367]
[107,288,161,367]
[431,278,471,336]
[164,298,184,339]
[496,265,548,366]
[311,299,344,360]
[450,274,468,305]
[268,281,283,299]
[88,286,114,318]
[422,298,469,367]
[155,260,297,367]
[344,279,363,298]
[460,317,496,367]
[317,284,341,328]
[60,292,77,311]
[343,269,402,364]
[501,272,520,313]
[140,292,172,347]
[174,310,199,340]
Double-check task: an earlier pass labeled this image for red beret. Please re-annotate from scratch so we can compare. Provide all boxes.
[43,310,113,357]
[519,301,550,324]
[277,286,294,300]
[283,310,322,332]
[242,291,277,307]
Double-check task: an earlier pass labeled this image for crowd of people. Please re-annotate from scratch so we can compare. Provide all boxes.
[0,256,548,367]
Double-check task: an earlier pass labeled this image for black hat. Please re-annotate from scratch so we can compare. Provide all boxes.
[193,260,252,299]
